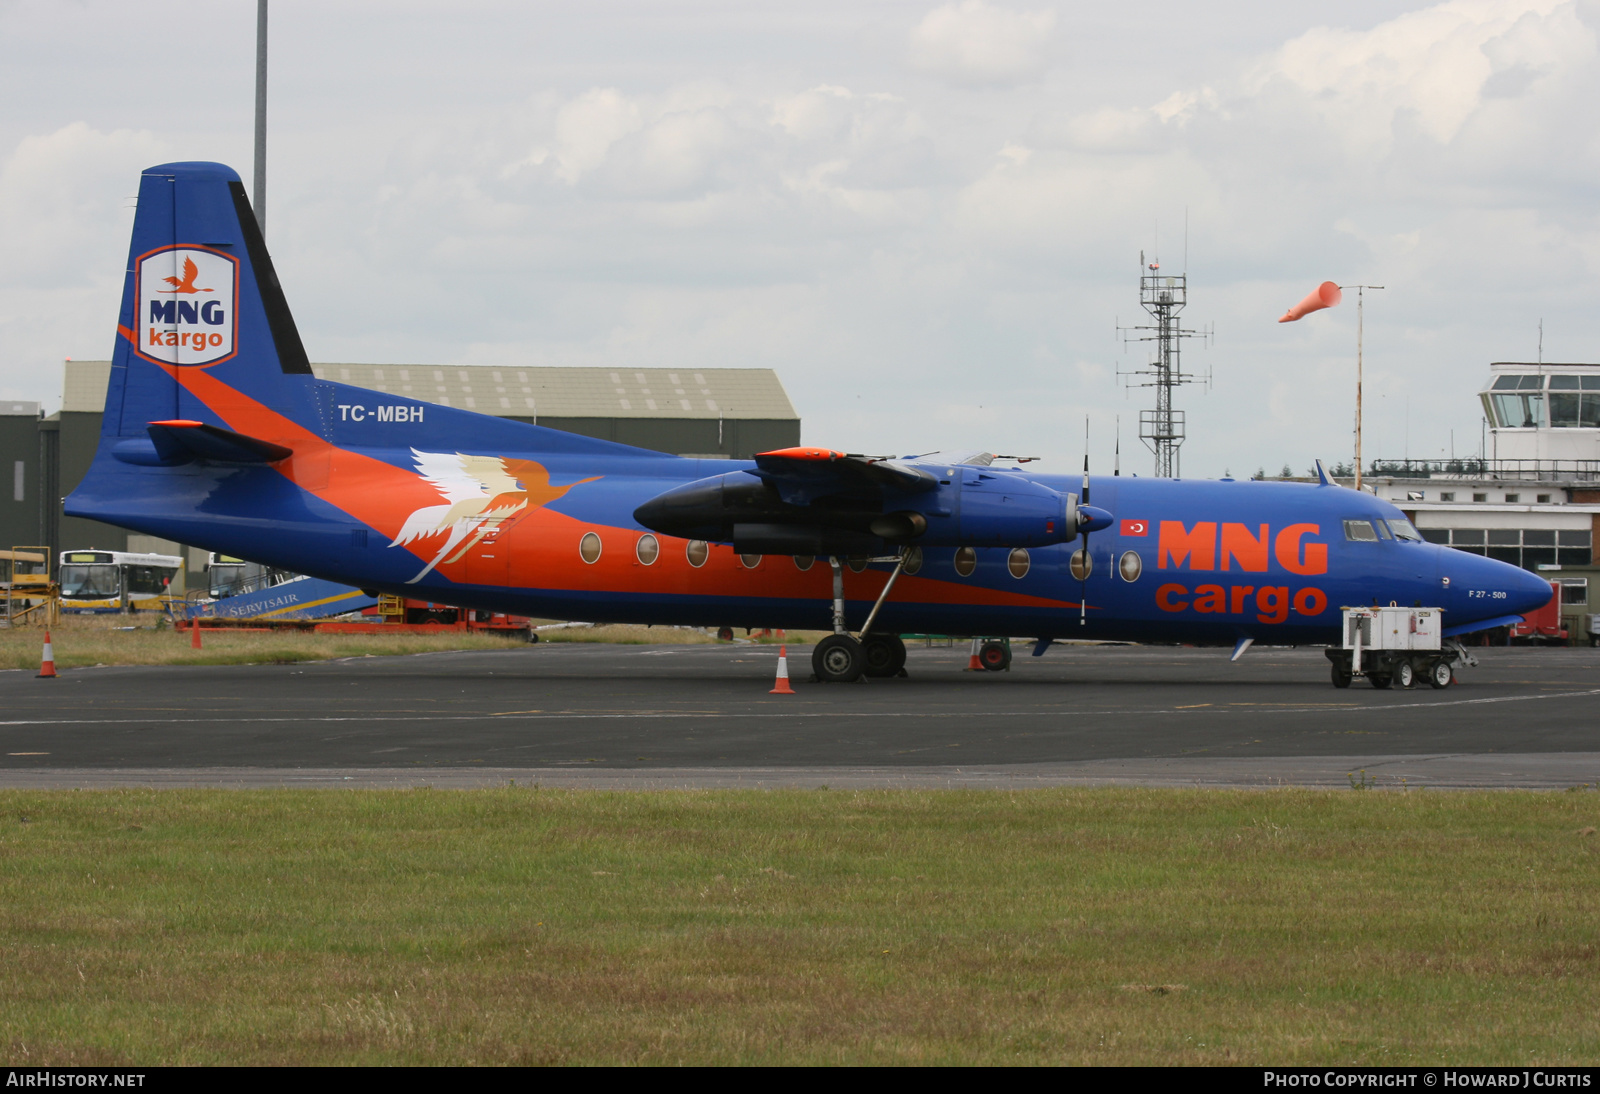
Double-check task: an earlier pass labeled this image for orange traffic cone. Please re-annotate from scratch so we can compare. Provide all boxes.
[191,618,203,649]
[36,631,57,678]
[769,645,795,694]
[965,637,983,672]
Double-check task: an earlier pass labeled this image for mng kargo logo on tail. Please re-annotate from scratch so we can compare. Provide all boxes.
[134,245,239,367]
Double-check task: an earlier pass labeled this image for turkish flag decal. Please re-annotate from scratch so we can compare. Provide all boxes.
[1120,519,1149,537]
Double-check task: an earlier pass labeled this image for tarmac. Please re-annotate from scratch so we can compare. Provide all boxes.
[1,642,1596,790]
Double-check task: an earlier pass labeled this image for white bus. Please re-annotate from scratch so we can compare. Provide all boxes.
[205,553,297,600]
[58,549,183,613]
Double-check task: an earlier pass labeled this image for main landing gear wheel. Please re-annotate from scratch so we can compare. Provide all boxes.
[1331,662,1352,689]
[978,640,1011,672]
[716,626,735,642]
[1393,660,1415,689]
[812,634,865,683]
[1428,660,1454,689]
[862,634,907,678]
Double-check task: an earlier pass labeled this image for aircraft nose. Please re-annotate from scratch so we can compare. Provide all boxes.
[1507,562,1556,617]
[1439,548,1553,621]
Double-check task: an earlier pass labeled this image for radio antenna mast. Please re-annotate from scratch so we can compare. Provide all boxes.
[1117,251,1212,477]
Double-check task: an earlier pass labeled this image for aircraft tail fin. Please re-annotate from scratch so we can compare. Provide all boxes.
[102,161,315,440]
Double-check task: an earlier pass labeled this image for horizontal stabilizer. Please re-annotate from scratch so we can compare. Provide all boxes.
[132,419,293,465]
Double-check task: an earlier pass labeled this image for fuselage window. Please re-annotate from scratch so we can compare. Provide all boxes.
[901,547,923,576]
[1343,520,1379,542]
[1069,549,1091,581]
[793,554,814,571]
[739,553,761,569]
[847,556,869,573]
[953,547,977,577]
[1007,548,1030,579]
[686,540,709,567]
[579,531,602,563]
[1118,550,1142,582]
[636,534,659,565]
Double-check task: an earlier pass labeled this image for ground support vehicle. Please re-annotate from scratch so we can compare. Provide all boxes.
[2,547,57,625]
[1510,581,1568,644]
[1326,606,1477,689]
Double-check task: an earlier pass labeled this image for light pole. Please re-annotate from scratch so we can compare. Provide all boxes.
[253,0,267,234]
[1342,284,1383,491]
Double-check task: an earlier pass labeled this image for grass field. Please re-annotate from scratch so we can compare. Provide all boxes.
[0,617,815,671]
[1,787,1596,1065]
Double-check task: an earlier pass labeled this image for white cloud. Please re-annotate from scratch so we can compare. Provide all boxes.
[4,0,1600,472]
[1246,0,1591,152]
[0,122,165,289]
[907,1,1057,86]
[548,88,643,183]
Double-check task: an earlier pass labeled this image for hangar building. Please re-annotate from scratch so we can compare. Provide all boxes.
[1,361,799,592]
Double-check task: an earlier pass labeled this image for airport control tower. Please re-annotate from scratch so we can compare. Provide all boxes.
[1119,255,1210,478]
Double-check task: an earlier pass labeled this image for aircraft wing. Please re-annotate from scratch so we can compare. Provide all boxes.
[634,446,1087,555]
[748,447,939,505]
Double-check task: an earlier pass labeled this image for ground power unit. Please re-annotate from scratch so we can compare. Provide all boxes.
[1325,606,1476,690]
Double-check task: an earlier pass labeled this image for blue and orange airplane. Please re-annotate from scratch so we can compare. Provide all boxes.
[67,162,1553,686]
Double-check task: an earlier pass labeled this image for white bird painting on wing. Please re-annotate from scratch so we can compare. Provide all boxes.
[390,448,600,583]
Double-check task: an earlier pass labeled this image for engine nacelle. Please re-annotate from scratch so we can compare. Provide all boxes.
[632,466,1109,551]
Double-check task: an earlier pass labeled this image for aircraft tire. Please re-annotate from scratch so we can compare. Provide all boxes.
[978,640,1011,672]
[812,634,865,683]
[1428,660,1453,689]
[862,634,907,678]
[1330,662,1353,688]
[1394,660,1415,689]
[716,626,735,642]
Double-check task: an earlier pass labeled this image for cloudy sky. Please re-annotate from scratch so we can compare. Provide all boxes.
[2,0,1596,477]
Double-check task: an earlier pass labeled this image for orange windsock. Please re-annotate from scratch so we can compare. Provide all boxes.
[1279,281,1342,323]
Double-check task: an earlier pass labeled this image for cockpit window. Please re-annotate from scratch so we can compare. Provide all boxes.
[1374,520,1392,539]
[1386,519,1423,541]
[1343,520,1379,542]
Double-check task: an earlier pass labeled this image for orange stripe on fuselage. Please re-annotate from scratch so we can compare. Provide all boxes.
[150,360,447,550]
[488,507,1084,609]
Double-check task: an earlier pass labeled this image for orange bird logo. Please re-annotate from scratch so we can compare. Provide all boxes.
[390,450,601,582]
[158,257,215,294]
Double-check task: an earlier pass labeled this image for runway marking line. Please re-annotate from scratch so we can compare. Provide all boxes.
[4,687,1600,729]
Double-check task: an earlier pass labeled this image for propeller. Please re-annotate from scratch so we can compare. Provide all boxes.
[1073,425,1114,626]
[1079,453,1090,626]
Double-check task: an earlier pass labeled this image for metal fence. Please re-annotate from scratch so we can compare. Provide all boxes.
[1365,458,1600,482]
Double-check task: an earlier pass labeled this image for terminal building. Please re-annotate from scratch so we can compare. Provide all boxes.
[1358,361,1600,643]
[0,360,799,593]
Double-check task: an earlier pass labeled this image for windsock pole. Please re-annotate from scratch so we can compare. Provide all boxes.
[36,631,57,678]
[769,645,795,694]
